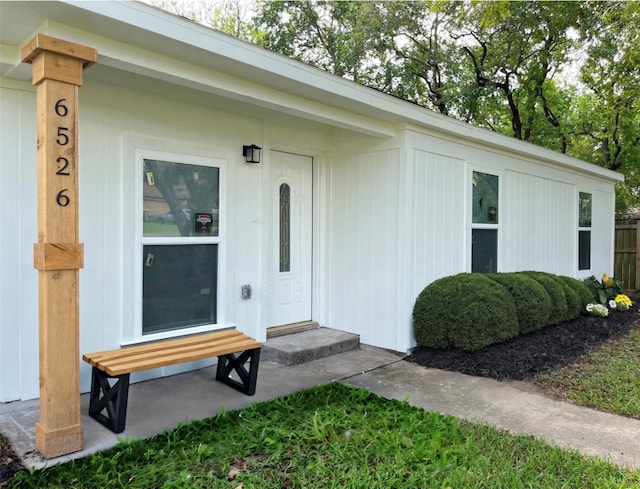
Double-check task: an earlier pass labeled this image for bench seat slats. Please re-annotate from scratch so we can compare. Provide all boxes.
[83,329,245,362]
[83,330,261,376]
[87,337,259,370]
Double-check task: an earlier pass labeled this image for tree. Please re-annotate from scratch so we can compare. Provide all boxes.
[254,0,639,212]
[147,0,257,40]
[571,1,640,210]
[148,0,640,212]
[575,2,640,170]
[255,1,385,84]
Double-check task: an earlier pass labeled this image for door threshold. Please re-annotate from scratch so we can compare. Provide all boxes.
[267,321,319,338]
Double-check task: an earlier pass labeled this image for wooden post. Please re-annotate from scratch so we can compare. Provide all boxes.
[21,35,96,459]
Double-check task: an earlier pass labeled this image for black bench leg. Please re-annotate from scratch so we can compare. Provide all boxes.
[88,367,130,433]
[215,347,261,395]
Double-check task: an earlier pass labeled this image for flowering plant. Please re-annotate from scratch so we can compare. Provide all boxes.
[583,274,623,304]
[613,294,633,311]
[586,303,609,317]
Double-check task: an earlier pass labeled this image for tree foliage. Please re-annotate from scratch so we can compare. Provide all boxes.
[149,0,640,212]
[253,0,639,212]
[148,0,258,39]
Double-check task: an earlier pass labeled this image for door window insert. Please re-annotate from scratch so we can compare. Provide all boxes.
[279,183,291,272]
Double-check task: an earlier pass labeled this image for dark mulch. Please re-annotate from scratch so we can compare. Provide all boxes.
[407,304,640,381]
[0,432,25,486]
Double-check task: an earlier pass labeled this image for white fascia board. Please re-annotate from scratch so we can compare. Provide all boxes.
[405,121,624,182]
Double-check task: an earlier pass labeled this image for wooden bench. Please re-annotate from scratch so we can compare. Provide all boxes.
[82,330,262,433]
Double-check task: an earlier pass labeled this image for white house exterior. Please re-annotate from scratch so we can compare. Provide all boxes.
[0,1,623,402]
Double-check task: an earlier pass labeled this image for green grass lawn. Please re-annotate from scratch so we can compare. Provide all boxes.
[534,324,640,419]
[8,383,640,489]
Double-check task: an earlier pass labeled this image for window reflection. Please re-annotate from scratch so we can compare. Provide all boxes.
[143,159,219,237]
[472,172,499,224]
[143,244,217,334]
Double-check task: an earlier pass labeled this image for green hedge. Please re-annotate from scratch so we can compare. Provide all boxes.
[517,272,569,326]
[487,273,551,334]
[413,273,519,352]
[413,271,592,352]
[554,277,581,320]
[557,276,592,316]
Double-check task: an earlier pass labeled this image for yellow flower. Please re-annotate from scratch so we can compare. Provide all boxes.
[615,294,632,307]
[601,274,615,287]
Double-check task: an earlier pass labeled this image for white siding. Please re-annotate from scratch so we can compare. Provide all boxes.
[591,189,616,277]
[78,82,248,388]
[409,150,467,288]
[398,150,467,353]
[327,149,401,350]
[0,86,39,401]
[502,171,575,274]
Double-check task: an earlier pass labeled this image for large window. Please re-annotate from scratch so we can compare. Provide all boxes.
[472,171,499,273]
[578,192,592,271]
[140,155,222,336]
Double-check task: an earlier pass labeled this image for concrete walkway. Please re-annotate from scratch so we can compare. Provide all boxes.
[2,345,640,471]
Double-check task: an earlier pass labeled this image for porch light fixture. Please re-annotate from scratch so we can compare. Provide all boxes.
[242,144,262,163]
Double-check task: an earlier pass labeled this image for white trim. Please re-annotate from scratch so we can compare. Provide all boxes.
[124,148,229,345]
[469,167,502,273]
[577,189,593,275]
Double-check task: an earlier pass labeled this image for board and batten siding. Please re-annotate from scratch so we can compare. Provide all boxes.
[0,85,39,401]
[408,149,467,289]
[501,172,615,277]
[591,189,616,277]
[501,171,575,274]
[397,149,468,353]
[327,148,401,351]
[398,131,616,352]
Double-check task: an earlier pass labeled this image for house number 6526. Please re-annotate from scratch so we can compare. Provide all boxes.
[54,98,71,207]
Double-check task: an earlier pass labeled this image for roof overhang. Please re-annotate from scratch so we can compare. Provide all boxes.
[0,0,624,183]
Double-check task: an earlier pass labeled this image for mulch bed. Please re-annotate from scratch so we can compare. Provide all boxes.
[407,303,640,381]
[0,432,25,485]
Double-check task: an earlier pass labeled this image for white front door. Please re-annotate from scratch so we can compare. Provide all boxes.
[267,151,312,327]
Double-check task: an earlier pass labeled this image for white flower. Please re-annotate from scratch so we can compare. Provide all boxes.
[609,300,617,309]
[586,303,609,317]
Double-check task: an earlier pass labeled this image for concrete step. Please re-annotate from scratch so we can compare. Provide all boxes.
[262,327,360,366]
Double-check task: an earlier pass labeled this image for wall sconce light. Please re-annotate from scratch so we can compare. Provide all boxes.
[242,144,262,164]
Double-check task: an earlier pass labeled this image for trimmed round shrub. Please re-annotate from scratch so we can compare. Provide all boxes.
[517,272,568,326]
[558,276,593,314]
[553,277,581,321]
[413,273,519,352]
[487,273,552,334]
